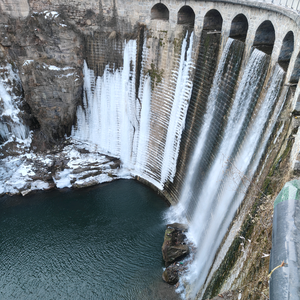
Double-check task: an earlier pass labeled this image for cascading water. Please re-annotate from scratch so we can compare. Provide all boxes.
[172,50,285,298]
[200,63,286,299]
[172,38,245,221]
[186,48,269,245]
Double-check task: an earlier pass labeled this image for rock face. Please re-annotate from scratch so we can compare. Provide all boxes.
[0,0,137,195]
[0,10,85,147]
[162,223,189,267]
[16,12,83,144]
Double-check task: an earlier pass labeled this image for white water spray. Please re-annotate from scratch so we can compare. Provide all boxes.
[160,33,194,184]
[171,38,234,221]
[187,60,284,298]
[188,48,267,246]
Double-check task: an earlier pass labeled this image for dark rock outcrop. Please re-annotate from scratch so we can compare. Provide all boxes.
[18,13,84,143]
[0,6,136,147]
[162,223,189,267]
[162,264,179,285]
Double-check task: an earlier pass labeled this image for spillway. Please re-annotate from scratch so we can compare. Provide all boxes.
[71,27,286,298]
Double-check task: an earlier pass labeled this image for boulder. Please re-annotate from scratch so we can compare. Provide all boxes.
[162,223,189,266]
[162,264,179,285]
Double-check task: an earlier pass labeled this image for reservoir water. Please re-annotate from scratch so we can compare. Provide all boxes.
[0,180,178,300]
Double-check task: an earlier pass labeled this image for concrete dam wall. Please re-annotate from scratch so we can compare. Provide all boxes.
[1,0,300,299]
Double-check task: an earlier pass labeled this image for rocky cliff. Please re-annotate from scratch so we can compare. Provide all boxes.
[0,0,139,148]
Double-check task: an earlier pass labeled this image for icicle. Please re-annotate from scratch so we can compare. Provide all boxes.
[0,63,29,143]
[72,40,138,168]
[160,32,194,185]
[131,36,150,168]
[135,75,152,174]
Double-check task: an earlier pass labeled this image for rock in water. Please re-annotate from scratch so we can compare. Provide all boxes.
[162,223,189,267]
[162,264,179,285]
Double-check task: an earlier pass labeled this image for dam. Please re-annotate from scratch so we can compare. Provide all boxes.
[1,0,300,299]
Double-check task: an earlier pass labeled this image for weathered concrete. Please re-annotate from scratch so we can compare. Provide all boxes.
[0,0,29,18]
[5,0,293,85]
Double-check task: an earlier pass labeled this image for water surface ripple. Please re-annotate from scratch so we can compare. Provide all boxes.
[0,180,177,300]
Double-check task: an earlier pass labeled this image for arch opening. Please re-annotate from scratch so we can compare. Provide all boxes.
[278,31,294,72]
[229,14,248,42]
[253,20,275,55]
[203,9,223,31]
[177,6,195,27]
[290,51,300,83]
[151,3,169,21]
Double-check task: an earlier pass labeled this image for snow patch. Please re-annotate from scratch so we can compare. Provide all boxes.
[42,64,74,71]
[53,169,72,188]
[23,60,34,67]
[31,180,51,191]
[44,11,59,19]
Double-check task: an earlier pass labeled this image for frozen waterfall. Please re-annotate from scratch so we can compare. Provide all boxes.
[0,62,29,145]
[72,34,195,187]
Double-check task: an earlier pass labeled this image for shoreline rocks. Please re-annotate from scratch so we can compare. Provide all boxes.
[162,223,190,285]
[0,140,124,197]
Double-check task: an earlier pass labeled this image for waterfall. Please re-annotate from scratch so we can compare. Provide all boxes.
[187,48,268,245]
[0,62,29,144]
[72,31,286,299]
[171,38,245,222]
[182,57,284,298]
[160,33,194,184]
